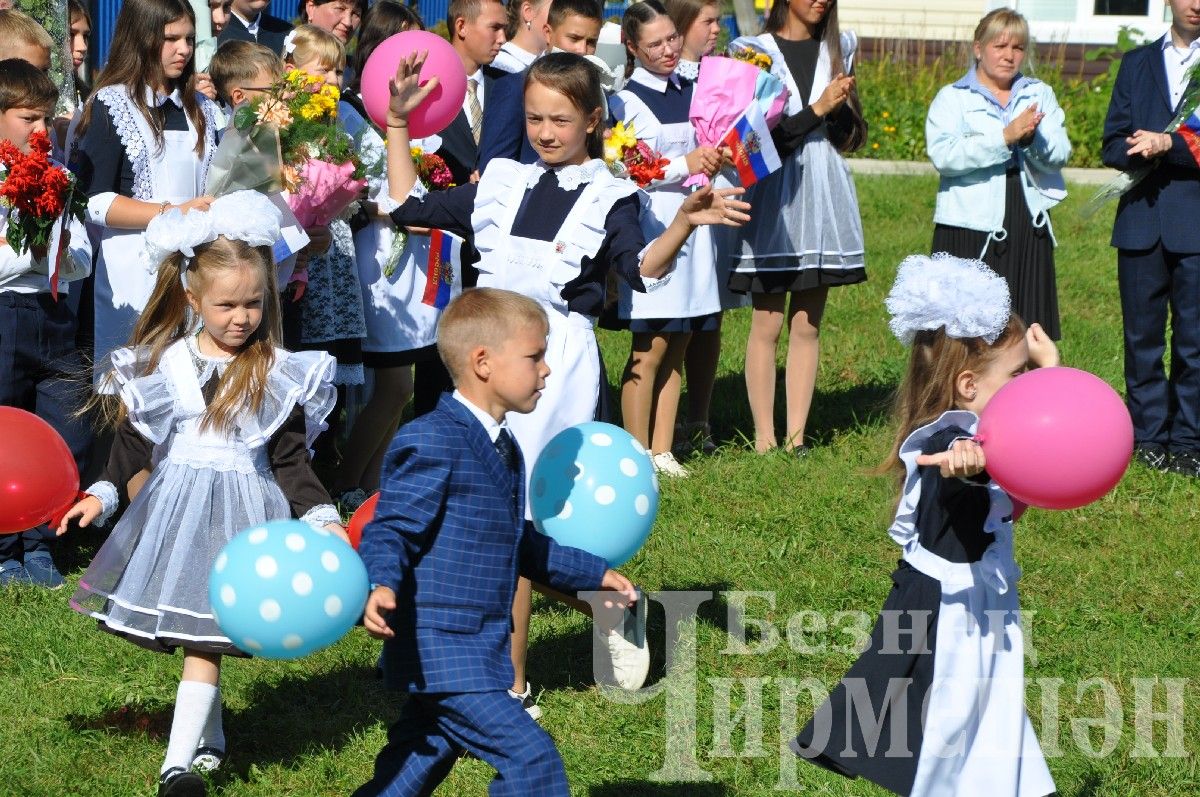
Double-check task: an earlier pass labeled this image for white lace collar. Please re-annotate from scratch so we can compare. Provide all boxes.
[629,66,682,93]
[525,159,609,190]
[185,333,234,384]
[676,59,700,80]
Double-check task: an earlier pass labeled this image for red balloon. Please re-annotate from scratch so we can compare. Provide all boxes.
[346,492,379,551]
[0,407,80,533]
[976,367,1133,510]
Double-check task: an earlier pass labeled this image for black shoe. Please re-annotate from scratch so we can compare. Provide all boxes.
[1134,445,1169,471]
[1168,449,1200,478]
[158,769,206,797]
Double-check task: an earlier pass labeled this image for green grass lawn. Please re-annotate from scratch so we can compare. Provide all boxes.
[2,175,1197,796]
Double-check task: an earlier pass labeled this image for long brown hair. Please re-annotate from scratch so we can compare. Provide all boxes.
[94,237,283,435]
[349,0,425,95]
[763,0,867,153]
[879,315,1027,481]
[79,0,207,155]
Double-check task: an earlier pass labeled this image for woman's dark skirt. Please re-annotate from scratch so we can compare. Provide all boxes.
[932,169,1061,340]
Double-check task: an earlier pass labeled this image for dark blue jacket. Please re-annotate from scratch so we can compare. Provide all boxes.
[1102,39,1200,252]
[437,64,507,186]
[477,68,539,173]
[216,12,293,57]
[358,392,608,693]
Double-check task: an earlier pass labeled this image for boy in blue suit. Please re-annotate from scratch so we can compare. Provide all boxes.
[1102,0,1200,475]
[355,288,639,797]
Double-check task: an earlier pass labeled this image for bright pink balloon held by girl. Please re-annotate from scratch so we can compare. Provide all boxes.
[792,253,1060,797]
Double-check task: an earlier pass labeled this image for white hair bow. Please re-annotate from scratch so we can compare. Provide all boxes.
[885,253,1012,344]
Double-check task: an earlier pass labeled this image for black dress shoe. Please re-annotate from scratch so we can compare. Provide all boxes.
[1134,445,1169,471]
[158,769,206,797]
[1168,449,1200,478]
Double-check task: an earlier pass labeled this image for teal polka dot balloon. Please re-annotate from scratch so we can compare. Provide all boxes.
[209,519,369,659]
[529,422,659,567]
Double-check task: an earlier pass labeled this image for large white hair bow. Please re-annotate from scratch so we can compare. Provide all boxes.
[144,191,282,270]
[885,253,1011,344]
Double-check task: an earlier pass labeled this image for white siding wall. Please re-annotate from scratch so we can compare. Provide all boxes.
[837,0,987,41]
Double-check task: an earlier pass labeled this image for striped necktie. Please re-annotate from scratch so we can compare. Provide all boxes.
[467,78,482,145]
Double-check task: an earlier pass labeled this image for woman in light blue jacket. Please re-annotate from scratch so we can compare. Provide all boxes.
[926,8,1070,340]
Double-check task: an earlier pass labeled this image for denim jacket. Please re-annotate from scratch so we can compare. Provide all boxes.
[925,70,1071,250]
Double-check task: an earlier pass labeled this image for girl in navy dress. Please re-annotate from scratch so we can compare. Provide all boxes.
[792,254,1059,797]
[730,0,867,455]
[74,0,219,371]
[383,51,749,703]
[610,1,722,477]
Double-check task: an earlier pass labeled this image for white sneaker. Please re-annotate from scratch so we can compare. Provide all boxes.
[600,589,650,690]
[507,681,543,721]
[651,451,689,478]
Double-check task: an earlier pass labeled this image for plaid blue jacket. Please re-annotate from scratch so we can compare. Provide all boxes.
[359,392,608,693]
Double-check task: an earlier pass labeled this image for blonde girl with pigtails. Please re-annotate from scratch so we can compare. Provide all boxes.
[58,191,346,797]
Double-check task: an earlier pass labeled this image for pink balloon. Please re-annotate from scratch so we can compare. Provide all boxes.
[359,31,468,139]
[976,367,1133,510]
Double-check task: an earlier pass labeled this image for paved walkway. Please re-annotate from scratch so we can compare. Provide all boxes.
[847,158,1115,185]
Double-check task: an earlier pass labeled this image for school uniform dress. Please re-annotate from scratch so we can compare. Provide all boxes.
[728,33,865,293]
[77,86,218,370]
[341,99,462,369]
[386,158,668,489]
[70,337,339,655]
[609,67,720,332]
[792,411,1054,797]
[354,392,608,797]
[927,70,1070,340]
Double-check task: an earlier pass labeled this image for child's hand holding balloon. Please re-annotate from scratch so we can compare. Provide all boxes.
[56,495,103,536]
[916,437,986,479]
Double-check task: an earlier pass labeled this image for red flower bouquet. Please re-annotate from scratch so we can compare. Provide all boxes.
[603,121,671,188]
[0,131,86,258]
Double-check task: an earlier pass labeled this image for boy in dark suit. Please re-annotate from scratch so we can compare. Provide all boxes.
[217,0,292,56]
[355,288,640,797]
[1102,0,1200,476]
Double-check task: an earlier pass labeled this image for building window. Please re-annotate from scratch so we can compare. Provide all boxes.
[1093,0,1148,14]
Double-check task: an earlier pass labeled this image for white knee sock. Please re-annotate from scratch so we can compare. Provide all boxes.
[161,681,218,776]
[196,686,225,752]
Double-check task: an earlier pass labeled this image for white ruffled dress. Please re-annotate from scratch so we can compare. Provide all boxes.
[70,338,340,655]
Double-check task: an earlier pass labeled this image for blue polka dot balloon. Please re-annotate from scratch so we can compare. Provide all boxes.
[209,519,369,659]
[529,422,659,567]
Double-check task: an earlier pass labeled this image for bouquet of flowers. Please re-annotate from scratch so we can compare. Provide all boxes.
[0,130,86,295]
[730,46,774,72]
[206,69,366,226]
[603,121,671,188]
[384,145,455,277]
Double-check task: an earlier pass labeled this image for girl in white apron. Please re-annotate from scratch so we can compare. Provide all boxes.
[666,0,742,458]
[333,4,462,507]
[383,51,749,703]
[75,0,218,373]
[730,0,867,455]
[608,1,722,478]
[792,254,1059,797]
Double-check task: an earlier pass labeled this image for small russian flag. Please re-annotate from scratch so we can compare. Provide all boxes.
[1179,109,1200,168]
[422,229,461,309]
[720,103,782,188]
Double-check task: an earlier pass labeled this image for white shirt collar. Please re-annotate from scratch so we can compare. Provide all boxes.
[144,86,184,108]
[526,158,609,189]
[629,65,681,93]
[452,389,505,443]
[1161,32,1200,53]
[233,9,261,33]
